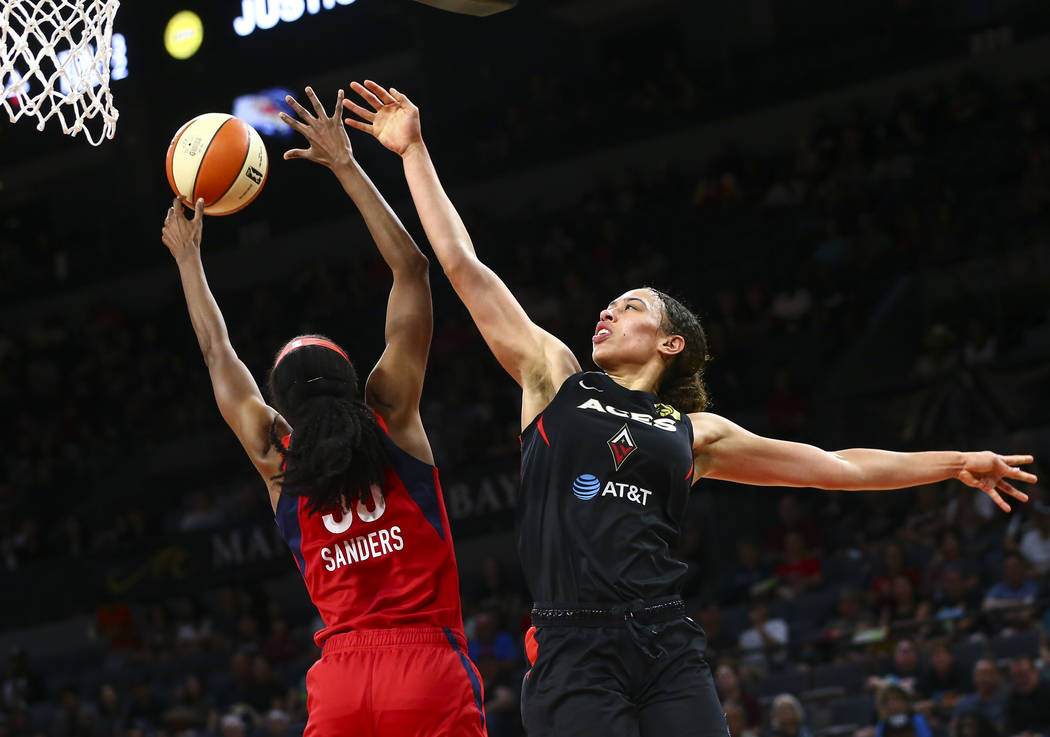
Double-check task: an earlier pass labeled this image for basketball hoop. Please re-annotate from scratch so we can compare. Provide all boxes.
[1,0,121,146]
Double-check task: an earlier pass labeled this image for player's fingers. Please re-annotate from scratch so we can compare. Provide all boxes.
[364,80,396,106]
[1002,454,1034,466]
[171,198,185,217]
[350,81,383,110]
[344,118,373,134]
[283,148,310,160]
[997,481,1028,502]
[985,487,1011,513]
[389,87,414,108]
[278,111,309,135]
[194,198,205,220]
[332,89,345,120]
[304,86,327,118]
[1006,467,1038,484]
[284,95,316,122]
[342,99,375,122]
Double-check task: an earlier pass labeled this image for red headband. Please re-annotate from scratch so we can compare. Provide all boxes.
[274,337,350,366]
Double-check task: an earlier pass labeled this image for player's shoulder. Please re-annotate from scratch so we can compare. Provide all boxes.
[687,411,737,449]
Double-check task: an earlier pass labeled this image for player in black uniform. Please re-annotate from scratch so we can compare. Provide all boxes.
[342,81,1039,737]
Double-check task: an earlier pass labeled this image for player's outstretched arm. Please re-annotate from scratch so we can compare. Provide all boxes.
[343,80,580,429]
[690,412,1036,512]
[280,86,433,463]
[162,199,285,505]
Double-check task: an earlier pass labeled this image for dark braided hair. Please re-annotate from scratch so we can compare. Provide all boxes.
[647,288,711,414]
[267,335,389,515]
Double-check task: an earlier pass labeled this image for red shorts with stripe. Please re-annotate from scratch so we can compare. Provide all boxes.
[304,626,487,737]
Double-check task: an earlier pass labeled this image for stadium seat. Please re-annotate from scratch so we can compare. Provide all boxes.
[990,630,1040,661]
[828,695,876,727]
[810,661,866,693]
[951,640,986,676]
[760,668,810,697]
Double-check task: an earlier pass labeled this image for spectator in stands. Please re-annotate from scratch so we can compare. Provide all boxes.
[739,598,789,670]
[471,557,526,623]
[916,642,967,734]
[765,495,822,554]
[173,599,212,656]
[876,683,933,737]
[871,543,922,608]
[121,682,163,732]
[50,686,99,737]
[1004,656,1050,735]
[901,484,947,548]
[466,611,517,682]
[264,709,291,737]
[928,529,981,599]
[179,492,222,532]
[775,531,823,597]
[220,712,248,737]
[982,553,1040,632]
[259,617,297,663]
[1,648,44,708]
[870,640,925,693]
[696,602,736,659]
[950,711,1002,737]
[918,641,966,698]
[822,586,877,645]
[163,674,211,731]
[931,564,982,638]
[962,319,998,367]
[715,663,762,728]
[881,575,932,631]
[722,538,772,604]
[763,694,812,737]
[725,701,758,737]
[951,659,1007,733]
[246,655,285,715]
[1018,499,1050,576]
[95,684,122,737]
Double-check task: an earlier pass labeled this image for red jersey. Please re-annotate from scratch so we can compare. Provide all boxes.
[274,415,464,646]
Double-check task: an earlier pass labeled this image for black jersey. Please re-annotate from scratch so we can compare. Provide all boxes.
[518,371,696,605]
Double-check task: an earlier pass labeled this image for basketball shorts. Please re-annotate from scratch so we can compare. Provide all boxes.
[521,602,729,737]
[304,626,487,737]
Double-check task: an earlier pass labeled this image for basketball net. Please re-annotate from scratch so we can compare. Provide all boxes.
[1,0,121,146]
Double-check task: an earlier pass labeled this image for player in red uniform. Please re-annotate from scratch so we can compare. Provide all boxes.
[162,87,486,737]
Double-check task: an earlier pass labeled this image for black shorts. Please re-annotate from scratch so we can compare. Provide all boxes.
[521,607,729,737]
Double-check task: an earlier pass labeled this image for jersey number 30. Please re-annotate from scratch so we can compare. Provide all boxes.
[321,484,386,534]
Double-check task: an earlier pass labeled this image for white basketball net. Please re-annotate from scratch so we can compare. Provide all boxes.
[1,0,121,145]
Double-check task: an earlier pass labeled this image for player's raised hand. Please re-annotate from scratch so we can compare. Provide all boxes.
[956,451,1037,512]
[162,197,205,263]
[279,86,353,169]
[343,80,422,156]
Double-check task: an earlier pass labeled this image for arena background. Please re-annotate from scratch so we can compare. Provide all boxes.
[2,1,1050,736]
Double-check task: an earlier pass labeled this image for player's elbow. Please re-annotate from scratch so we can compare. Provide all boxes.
[398,250,430,278]
[439,247,484,285]
[202,338,236,370]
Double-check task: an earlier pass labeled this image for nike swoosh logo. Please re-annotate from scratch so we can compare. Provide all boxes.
[579,380,603,392]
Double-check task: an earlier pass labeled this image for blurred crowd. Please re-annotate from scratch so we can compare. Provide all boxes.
[2,38,1050,737]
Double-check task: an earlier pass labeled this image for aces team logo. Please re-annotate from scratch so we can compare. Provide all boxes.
[654,403,681,421]
[607,424,637,471]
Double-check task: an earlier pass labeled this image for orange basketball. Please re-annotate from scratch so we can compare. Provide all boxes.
[165,113,268,216]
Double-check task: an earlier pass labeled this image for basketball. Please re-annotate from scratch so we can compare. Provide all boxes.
[165,113,268,216]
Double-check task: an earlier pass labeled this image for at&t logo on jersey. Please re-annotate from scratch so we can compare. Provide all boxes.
[572,474,653,506]
[572,474,601,500]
